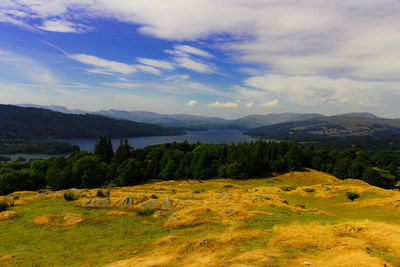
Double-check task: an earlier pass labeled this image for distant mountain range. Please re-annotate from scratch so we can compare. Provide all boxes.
[19,104,324,130]
[0,105,185,140]
[246,112,400,149]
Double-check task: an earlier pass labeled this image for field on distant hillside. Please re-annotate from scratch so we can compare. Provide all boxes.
[2,169,400,266]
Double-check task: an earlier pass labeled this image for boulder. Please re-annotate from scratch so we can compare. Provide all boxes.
[321,186,331,192]
[160,198,173,211]
[80,197,110,208]
[224,208,233,214]
[253,195,270,201]
[218,192,226,199]
[120,195,137,208]
[139,199,158,210]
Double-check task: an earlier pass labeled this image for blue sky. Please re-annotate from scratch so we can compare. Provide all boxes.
[1,1,400,118]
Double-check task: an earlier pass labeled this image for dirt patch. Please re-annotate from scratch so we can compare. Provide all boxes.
[33,213,84,226]
[0,211,18,221]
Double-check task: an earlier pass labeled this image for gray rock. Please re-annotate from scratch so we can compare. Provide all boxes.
[253,195,270,201]
[160,198,173,211]
[199,239,208,246]
[224,208,233,214]
[81,197,110,207]
[218,192,226,199]
[63,214,78,221]
[321,186,331,192]
[139,199,158,210]
[120,195,137,208]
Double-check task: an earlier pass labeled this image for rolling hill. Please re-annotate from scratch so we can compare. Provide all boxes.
[246,112,400,140]
[0,105,185,140]
[2,169,400,266]
[246,113,400,149]
[19,104,324,130]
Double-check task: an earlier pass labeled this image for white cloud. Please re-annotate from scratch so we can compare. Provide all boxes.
[243,74,400,108]
[208,101,238,108]
[3,1,400,115]
[174,45,212,58]
[37,20,90,33]
[260,99,279,107]
[175,57,215,73]
[185,100,198,106]
[137,58,175,70]
[245,102,254,108]
[69,53,167,76]
[134,64,161,75]
[165,74,190,81]
[69,54,136,74]
[102,82,142,88]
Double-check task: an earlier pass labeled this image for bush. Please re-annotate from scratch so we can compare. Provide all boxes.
[136,209,155,216]
[63,191,75,201]
[223,184,233,188]
[280,186,297,192]
[0,200,9,211]
[97,189,110,198]
[346,192,360,202]
[303,188,315,193]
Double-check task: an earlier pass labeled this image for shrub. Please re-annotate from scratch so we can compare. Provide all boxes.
[97,189,110,198]
[63,191,75,201]
[223,184,233,188]
[193,189,201,194]
[303,188,315,193]
[346,192,360,202]
[136,209,155,216]
[0,200,9,211]
[7,199,14,207]
[280,186,297,192]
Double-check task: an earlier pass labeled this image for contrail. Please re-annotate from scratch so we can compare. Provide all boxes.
[40,39,70,57]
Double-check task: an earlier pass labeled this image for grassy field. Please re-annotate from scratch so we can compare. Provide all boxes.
[2,169,400,266]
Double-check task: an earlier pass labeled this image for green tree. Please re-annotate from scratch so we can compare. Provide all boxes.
[94,136,114,164]
[116,158,143,186]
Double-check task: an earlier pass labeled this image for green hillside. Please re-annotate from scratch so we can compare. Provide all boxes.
[0,105,185,140]
[246,113,400,149]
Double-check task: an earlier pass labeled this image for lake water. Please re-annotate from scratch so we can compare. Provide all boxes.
[2,130,255,160]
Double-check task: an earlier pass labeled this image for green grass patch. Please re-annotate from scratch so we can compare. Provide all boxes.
[0,198,169,266]
[367,247,400,266]
[176,197,203,201]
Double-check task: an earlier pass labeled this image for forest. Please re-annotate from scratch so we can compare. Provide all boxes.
[0,140,76,155]
[0,105,185,139]
[0,137,399,195]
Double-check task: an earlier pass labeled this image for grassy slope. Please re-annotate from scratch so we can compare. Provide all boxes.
[2,170,400,266]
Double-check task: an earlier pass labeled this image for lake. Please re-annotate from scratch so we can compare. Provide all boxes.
[1,130,256,160]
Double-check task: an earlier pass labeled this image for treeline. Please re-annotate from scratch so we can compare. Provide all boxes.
[0,137,399,195]
[310,148,399,189]
[0,141,76,155]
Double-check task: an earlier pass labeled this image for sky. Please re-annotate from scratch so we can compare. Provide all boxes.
[1,0,400,119]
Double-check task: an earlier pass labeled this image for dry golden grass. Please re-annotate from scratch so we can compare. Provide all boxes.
[0,211,18,221]
[32,213,84,226]
[101,170,400,266]
[4,169,400,266]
